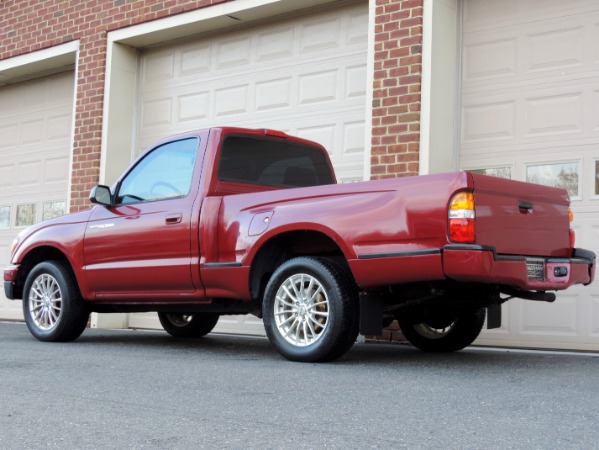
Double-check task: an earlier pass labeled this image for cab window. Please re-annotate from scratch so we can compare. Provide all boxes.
[217,136,334,188]
[117,138,199,205]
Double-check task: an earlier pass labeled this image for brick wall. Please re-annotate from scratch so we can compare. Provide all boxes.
[1,0,424,210]
[371,0,423,180]
[0,0,229,211]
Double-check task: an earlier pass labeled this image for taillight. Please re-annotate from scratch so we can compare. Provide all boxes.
[449,191,475,243]
[568,207,575,248]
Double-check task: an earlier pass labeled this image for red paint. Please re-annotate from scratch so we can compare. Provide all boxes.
[4,127,595,310]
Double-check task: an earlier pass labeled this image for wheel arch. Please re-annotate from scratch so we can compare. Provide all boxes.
[13,246,79,300]
[248,229,351,304]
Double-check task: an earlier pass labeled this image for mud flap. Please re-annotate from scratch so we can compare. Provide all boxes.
[486,304,501,329]
[359,292,384,336]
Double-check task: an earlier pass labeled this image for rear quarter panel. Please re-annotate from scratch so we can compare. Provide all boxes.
[210,173,471,287]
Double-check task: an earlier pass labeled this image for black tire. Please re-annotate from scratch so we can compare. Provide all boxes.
[262,257,359,362]
[158,312,220,338]
[22,261,89,342]
[398,308,486,352]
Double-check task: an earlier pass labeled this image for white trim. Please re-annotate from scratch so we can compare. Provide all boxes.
[0,41,79,85]
[108,0,278,43]
[108,0,342,47]
[66,43,81,210]
[0,41,80,213]
[419,0,434,175]
[363,0,376,181]
[418,0,459,175]
[453,0,463,172]
[100,42,140,186]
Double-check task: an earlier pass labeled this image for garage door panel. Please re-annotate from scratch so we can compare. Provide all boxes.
[256,26,294,61]
[0,124,18,149]
[0,165,15,188]
[462,0,599,350]
[519,294,579,336]
[526,26,585,73]
[217,36,252,69]
[130,1,368,333]
[0,71,74,321]
[17,161,41,187]
[44,157,70,184]
[461,100,516,144]
[463,16,599,93]
[47,113,73,141]
[255,78,293,111]
[462,84,599,155]
[592,293,599,336]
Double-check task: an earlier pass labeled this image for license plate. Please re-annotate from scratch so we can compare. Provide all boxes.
[526,258,545,282]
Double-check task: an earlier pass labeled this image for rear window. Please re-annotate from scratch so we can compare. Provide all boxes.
[217,136,335,188]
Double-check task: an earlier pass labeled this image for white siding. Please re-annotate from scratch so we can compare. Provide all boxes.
[0,72,74,321]
[461,0,599,350]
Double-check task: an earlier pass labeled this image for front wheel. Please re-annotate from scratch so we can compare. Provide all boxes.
[158,312,220,338]
[262,257,359,362]
[398,308,486,352]
[23,261,89,342]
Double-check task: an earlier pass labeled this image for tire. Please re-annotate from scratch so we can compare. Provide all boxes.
[158,312,220,338]
[22,261,89,342]
[262,257,359,362]
[398,308,486,352]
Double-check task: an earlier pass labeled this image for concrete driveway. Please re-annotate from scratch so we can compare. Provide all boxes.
[1,321,597,449]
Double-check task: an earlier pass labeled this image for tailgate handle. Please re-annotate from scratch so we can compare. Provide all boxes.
[518,200,533,211]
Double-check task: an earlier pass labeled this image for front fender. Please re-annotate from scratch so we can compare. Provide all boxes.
[10,211,93,299]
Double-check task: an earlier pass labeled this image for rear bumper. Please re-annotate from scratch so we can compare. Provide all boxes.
[443,245,595,291]
[3,265,19,300]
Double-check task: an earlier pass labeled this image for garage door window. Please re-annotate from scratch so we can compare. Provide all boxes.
[0,206,9,228]
[42,201,66,221]
[16,204,36,227]
[526,162,579,198]
[468,166,512,179]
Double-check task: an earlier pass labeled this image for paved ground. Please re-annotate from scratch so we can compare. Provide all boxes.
[0,321,598,449]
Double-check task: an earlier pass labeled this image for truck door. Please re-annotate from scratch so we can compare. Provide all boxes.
[84,137,203,299]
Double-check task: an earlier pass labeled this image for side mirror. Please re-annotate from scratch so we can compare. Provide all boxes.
[89,185,113,206]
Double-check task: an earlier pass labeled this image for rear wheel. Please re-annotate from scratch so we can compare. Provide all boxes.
[158,312,219,338]
[23,261,89,342]
[262,257,359,362]
[398,308,486,352]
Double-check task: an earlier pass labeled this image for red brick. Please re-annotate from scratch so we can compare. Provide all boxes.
[2,0,423,210]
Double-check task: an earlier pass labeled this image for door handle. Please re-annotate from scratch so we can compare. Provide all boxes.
[165,213,182,224]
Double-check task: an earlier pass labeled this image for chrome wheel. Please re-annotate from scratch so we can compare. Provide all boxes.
[157,312,220,338]
[263,257,359,362]
[274,273,329,347]
[398,308,486,352]
[413,322,457,339]
[164,314,192,327]
[28,273,62,331]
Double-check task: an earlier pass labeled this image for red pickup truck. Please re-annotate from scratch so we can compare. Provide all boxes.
[4,127,596,361]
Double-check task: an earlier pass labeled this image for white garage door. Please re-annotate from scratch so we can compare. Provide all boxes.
[460,0,599,350]
[127,1,369,333]
[0,72,74,321]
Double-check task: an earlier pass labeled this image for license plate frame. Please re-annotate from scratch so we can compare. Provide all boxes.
[526,258,545,282]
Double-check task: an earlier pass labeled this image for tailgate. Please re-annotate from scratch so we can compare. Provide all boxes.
[471,173,571,258]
